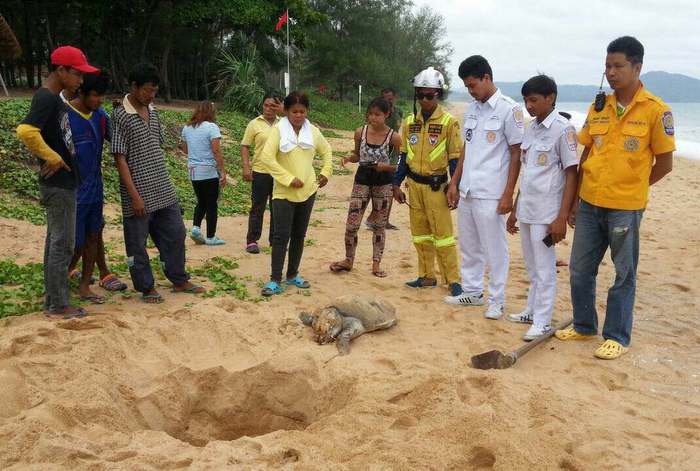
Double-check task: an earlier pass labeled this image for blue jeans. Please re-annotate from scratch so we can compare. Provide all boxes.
[570,200,644,347]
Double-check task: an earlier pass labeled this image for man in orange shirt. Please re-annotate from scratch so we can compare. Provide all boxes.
[556,36,675,359]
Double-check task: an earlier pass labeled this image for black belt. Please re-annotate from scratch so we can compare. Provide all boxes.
[407,168,448,191]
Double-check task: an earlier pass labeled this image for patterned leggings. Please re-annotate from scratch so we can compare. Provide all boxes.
[344,183,393,263]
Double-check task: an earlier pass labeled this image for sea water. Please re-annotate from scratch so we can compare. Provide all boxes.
[557,102,700,161]
[449,100,700,160]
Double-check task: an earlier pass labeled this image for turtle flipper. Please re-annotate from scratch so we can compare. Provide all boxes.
[299,312,316,326]
[337,332,351,355]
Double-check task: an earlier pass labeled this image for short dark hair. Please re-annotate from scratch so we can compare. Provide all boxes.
[283,91,310,110]
[381,87,397,95]
[367,96,390,114]
[458,55,493,80]
[521,74,557,99]
[79,72,110,96]
[262,91,283,107]
[128,62,160,87]
[607,36,644,64]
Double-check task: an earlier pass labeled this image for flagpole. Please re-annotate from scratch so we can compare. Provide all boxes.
[286,9,290,96]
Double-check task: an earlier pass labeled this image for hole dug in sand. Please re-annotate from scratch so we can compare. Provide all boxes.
[134,360,353,447]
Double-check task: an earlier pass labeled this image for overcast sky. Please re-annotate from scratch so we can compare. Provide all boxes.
[415,0,700,85]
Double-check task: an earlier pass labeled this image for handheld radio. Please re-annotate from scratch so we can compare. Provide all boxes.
[594,72,606,112]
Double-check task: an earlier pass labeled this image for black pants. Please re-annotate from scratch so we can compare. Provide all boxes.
[247,171,274,245]
[191,178,219,238]
[123,204,189,293]
[270,194,315,282]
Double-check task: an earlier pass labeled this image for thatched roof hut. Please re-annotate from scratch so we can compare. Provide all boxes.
[0,14,21,60]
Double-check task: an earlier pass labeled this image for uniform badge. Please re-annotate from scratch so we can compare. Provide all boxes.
[662,111,674,136]
[513,106,524,128]
[428,124,443,134]
[408,123,422,133]
[465,128,473,142]
[566,128,577,151]
[593,135,603,148]
[537,153,548,166]
[486,131,496,143]
[428,134,439,145]
[624,137,640,152]
[409,133,419,145]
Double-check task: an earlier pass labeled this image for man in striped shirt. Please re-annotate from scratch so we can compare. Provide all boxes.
[111,63,205,304]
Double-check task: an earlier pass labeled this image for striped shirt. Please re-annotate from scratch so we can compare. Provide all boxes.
[111,95,178,217]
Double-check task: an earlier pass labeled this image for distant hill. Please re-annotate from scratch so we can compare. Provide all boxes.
[448,71,700,103]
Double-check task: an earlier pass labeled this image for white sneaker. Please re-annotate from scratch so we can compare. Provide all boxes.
[523,324,552,342]
[484,303,503,320]
[443,292,485,306]
[507,310,533,324]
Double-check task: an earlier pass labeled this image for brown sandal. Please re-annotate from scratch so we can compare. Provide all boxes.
[330,260,352,273]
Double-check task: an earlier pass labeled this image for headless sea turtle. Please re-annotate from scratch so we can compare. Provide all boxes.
[299,295,397,355]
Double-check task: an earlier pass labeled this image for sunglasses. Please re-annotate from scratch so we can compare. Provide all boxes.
[416,91,438,100]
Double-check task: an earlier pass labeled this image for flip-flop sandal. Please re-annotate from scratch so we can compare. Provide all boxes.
[141,293,164,304]
[386,223,399,230]
[80,294,106,305]
[285,276,310,289]
[99,274,128,291]
[372,269,387,278]
[261,281,284,297]
[44,307,87,320]
[554,326,596,341]
[594,340,628,360]
[329,261,352,273]
[171,284,206,294]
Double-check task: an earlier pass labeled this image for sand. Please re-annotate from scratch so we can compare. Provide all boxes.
[1,122,699,470]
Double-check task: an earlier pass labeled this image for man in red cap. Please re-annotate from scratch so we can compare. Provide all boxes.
[16,45,99,320]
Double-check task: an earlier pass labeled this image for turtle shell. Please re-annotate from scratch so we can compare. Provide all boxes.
[329,295,397,332]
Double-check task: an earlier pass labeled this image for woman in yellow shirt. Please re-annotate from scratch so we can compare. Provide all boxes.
[240,93,282,253]
[258,91,333,296]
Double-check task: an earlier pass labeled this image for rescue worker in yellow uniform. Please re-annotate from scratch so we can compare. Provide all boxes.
[392,67,464,296]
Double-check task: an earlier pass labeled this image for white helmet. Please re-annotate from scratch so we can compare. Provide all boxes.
[413,66,448,90]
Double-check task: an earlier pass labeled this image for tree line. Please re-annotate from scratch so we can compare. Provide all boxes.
[0,0,452,108]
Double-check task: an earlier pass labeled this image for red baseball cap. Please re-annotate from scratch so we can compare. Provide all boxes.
[50,46,99,73]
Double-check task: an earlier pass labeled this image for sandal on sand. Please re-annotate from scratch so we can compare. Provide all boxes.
[261,281,284,297]
[330,261,352,273]
[372,269,387,278]
[69,269,96,284]
[285,275,310,289]
[99,274,128,291]
[45,306,87,320]
[171,284,206,294]
[80,294,106,305]
[594,340,628,360]
[555,326,596,341]
[141,293,164,304]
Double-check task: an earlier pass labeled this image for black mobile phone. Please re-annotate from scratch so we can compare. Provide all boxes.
[542,234,554,247]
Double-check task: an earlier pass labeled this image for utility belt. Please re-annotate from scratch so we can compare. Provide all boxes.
[407,168,448,191]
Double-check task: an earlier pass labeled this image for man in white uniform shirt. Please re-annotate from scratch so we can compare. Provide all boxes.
[446,55,524,319]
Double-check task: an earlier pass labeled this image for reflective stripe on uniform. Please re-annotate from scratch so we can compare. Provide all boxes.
[428,114,452,162]
[412,234,456,247]
[406,114,416,161]
[434,235,456,248]
[412,234,434,244]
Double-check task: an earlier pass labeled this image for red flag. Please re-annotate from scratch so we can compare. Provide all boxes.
[275,10,289,31]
